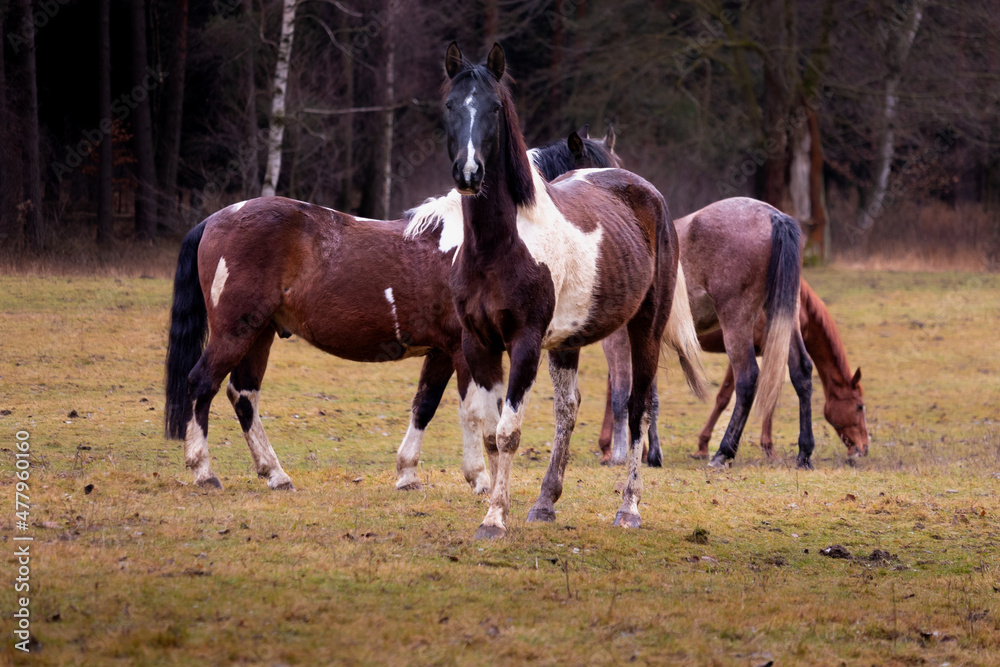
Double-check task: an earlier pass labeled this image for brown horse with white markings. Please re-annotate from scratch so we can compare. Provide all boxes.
[440,42,699,538]
[162,133,620,493]
[599,197,810,468]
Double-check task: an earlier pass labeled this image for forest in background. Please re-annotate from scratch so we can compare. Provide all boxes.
[0,0,998,269]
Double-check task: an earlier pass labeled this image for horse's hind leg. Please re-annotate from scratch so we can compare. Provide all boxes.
[601,328,632,466]
[787,328,815,469]
[185,334,257,488]
[597,375,613,464]
[708,334,758,469]
[645,375,661,466]
[226,327,294,490]
[396,351,454,491]
[615,304,661,529]
[527,348,581,523]
[697,364,735,459]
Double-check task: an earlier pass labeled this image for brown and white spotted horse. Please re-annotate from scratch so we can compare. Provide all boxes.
[163,130,620,493]
[599,197,809,469]
[440,43,699,538]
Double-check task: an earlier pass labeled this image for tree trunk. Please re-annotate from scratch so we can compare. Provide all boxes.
[17,0,42,247]
[131,0,158,241]
[379,1,395,219]
[484,0,499,48]
[0,2,14,245]
[261,0,298,198]
[856,0,927,235]
[156,0,188,230]
[97,0,114,244]
[242,0,259,199]
[337,8,354,211]
[805,105,829,261]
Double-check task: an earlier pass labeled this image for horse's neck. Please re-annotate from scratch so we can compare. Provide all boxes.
[802,293,852,399]
[462,151,535,258]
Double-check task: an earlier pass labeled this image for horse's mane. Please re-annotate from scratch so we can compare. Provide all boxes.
[403,189,462,239]
[801,281,856,389]
[529,137,619,181]
[443,62,534,208]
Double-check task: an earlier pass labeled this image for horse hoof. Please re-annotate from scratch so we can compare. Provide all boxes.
[272,481,296,491]
[613,511,641,528]
[198,475,222,489]
[796,457,814,471]
[689,451,710,460]
[707,454,731,469]
[526,506,555,523]
[474,523,506,540]
[396,481,422,491]
[646,453,663,468]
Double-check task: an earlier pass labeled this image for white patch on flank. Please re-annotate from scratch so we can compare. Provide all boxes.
[210,257,230,308]
[385,287,402,342]
[463,88,477,181]
[517,167,604,348]
[403,189,464,256]
[230,200,247,212]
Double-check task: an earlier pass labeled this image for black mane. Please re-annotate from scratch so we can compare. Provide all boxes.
[530,137,619,181]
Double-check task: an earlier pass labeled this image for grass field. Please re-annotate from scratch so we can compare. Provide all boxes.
[1,267,998,665]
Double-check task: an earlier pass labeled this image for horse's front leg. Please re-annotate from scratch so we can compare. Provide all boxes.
[787,329,815,469]
[527,348,581,523]
[453,350,491,494]
[475,333,541,540]
[396,350,454,491]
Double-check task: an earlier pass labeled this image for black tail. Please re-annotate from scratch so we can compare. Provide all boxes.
[756,211,803,417]
[164,221,208,439]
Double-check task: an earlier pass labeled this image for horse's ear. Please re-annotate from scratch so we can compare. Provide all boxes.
[568,132,585,160]
[603,124,616,152]
[486,42,506,80]
[577,123,590,139]
[851,367,862,387]
[445,42,463,79]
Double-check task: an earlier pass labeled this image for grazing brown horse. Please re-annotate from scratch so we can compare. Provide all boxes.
[688,279,869,459]
[598,197,809,468]
[439,42,698,538]
[163,132,620,493]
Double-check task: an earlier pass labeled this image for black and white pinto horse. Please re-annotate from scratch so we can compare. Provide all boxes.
[441,43,697,538]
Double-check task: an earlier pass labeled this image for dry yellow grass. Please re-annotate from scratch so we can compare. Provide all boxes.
[1,267,998,665]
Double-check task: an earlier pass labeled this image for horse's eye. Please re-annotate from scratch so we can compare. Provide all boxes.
[857,404,864,410]
[445,101,453,110]
[492,103,502,113]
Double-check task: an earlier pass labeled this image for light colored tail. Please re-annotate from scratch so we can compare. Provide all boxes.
[753,210,803,418]
[663,264,708,400]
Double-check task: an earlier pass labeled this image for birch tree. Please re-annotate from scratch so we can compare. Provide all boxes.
[856,0,928,234]
[262,0,299,198]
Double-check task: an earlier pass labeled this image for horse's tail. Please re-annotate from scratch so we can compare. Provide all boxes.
[755,210,803,418]
[164,220,208,440]
[663,263,708,400]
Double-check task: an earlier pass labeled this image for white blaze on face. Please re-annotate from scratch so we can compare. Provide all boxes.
[463,87,477,181]
[517,167,604,348]
[384,287,402,342]
[210,257,230,308]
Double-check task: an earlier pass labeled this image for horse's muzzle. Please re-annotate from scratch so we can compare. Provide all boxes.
[453,158,483,195]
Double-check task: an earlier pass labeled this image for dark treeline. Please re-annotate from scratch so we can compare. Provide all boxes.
[0,0,998,266]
